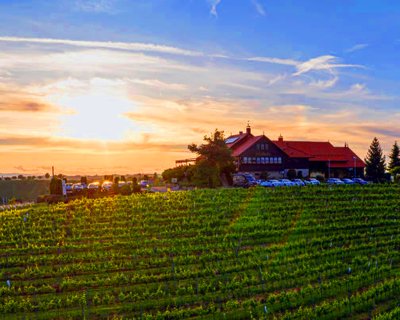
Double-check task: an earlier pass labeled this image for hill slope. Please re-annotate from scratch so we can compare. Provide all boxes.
[0,185,399,319]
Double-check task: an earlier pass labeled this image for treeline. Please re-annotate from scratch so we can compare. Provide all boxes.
[0,173,51,181]
[365,138,400,182]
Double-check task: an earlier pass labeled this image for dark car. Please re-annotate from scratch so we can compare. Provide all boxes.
[233,174,258,188]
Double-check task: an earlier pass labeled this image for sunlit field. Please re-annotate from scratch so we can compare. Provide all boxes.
[1,185,400,319]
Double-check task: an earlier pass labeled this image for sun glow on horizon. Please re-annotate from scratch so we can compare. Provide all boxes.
[47,81,138,141]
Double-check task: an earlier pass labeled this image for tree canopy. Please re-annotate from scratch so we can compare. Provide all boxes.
[365,137,386,182]
[188,129,235,187]
[388,141,400,172]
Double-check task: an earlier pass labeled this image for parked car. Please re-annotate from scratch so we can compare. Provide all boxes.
[327,178,345,185]
[72,183,85,192]
[292,179,306,186]
[302,179,312,186]
[307,178,321,185]
[88,182,100,190]
[118,181,127,187]
[65,183,73,194]
[140,180,151,188]
[259,180,274,187]
[280,179,296,187]
[102,181,113,192]
[268,179,285,187]
[233,174,258,188]
[342,178,356,185]
[352,178,368,185]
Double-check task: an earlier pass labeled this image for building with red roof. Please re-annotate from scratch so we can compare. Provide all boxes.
[226,125,365,179]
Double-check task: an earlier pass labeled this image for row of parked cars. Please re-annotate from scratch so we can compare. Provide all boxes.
[233,174,368,188]
[65,180,151,194]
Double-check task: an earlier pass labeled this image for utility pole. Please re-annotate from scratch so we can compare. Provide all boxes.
[353,156,357,178]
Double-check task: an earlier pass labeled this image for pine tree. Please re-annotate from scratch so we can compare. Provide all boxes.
[388,141,400,171]
[365,137,386,182]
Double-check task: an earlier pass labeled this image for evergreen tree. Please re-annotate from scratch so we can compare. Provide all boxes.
[365,137,386,182]
[388,141,400,171]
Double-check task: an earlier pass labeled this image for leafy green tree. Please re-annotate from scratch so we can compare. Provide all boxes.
[162,165,192,183]
[191,159,220,188]
[388,141,400,171]
[365,137,386,182]
[188,129,235,187]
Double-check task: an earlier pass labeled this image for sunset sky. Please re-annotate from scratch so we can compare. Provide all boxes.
[1,0,399,175]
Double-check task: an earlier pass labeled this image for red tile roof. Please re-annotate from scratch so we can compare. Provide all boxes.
[231,136,265,157]
[273,140,365,167]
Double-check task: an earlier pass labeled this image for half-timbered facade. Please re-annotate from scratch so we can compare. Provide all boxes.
[226,125,365,179]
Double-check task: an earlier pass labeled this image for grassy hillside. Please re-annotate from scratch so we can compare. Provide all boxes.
[0,180,49,202]
[0,185,399,319]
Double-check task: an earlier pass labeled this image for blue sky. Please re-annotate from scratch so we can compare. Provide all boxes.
[0,0,399,174]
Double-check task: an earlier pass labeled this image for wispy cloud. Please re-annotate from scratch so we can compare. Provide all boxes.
[293,55,363,76]
[247,56,299,66]
[209,0,222,17]
[345,43,369,53]
[74,0,117,13]
[251,0,266,16]
[0,36,202,57]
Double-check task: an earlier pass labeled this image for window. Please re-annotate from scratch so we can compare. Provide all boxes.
[242,157,247,164]
[257,157,261,164]
[261,157,265,164]
[274,157,278,163]
[278,157,282,164]
[260,144,264,151]
[265,157,269,164]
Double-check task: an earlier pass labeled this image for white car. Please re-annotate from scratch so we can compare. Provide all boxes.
[72,183,85,192]
[118,181,127,187]
[268,180,284,187]
[279,179,296,187]
[88,182,100,190]
[292,179,305,186]
[308,178,321,185]
[102,181,113,191]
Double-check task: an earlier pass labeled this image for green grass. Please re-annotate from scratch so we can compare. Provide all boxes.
[0,185,399,319]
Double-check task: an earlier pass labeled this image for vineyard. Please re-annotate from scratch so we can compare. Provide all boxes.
[1,185,400,319]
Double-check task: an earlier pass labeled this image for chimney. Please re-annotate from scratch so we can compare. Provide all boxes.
[278,134,283,142]
[246,123,251,135]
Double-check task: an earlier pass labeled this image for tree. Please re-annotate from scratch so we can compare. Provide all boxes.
[365,137,386,182]
[162,165,192,183]
[50,177,63,195]
[388,141,400,171]
[188,129,235,187]
[44,173,50,179]
[287,169,296,180]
